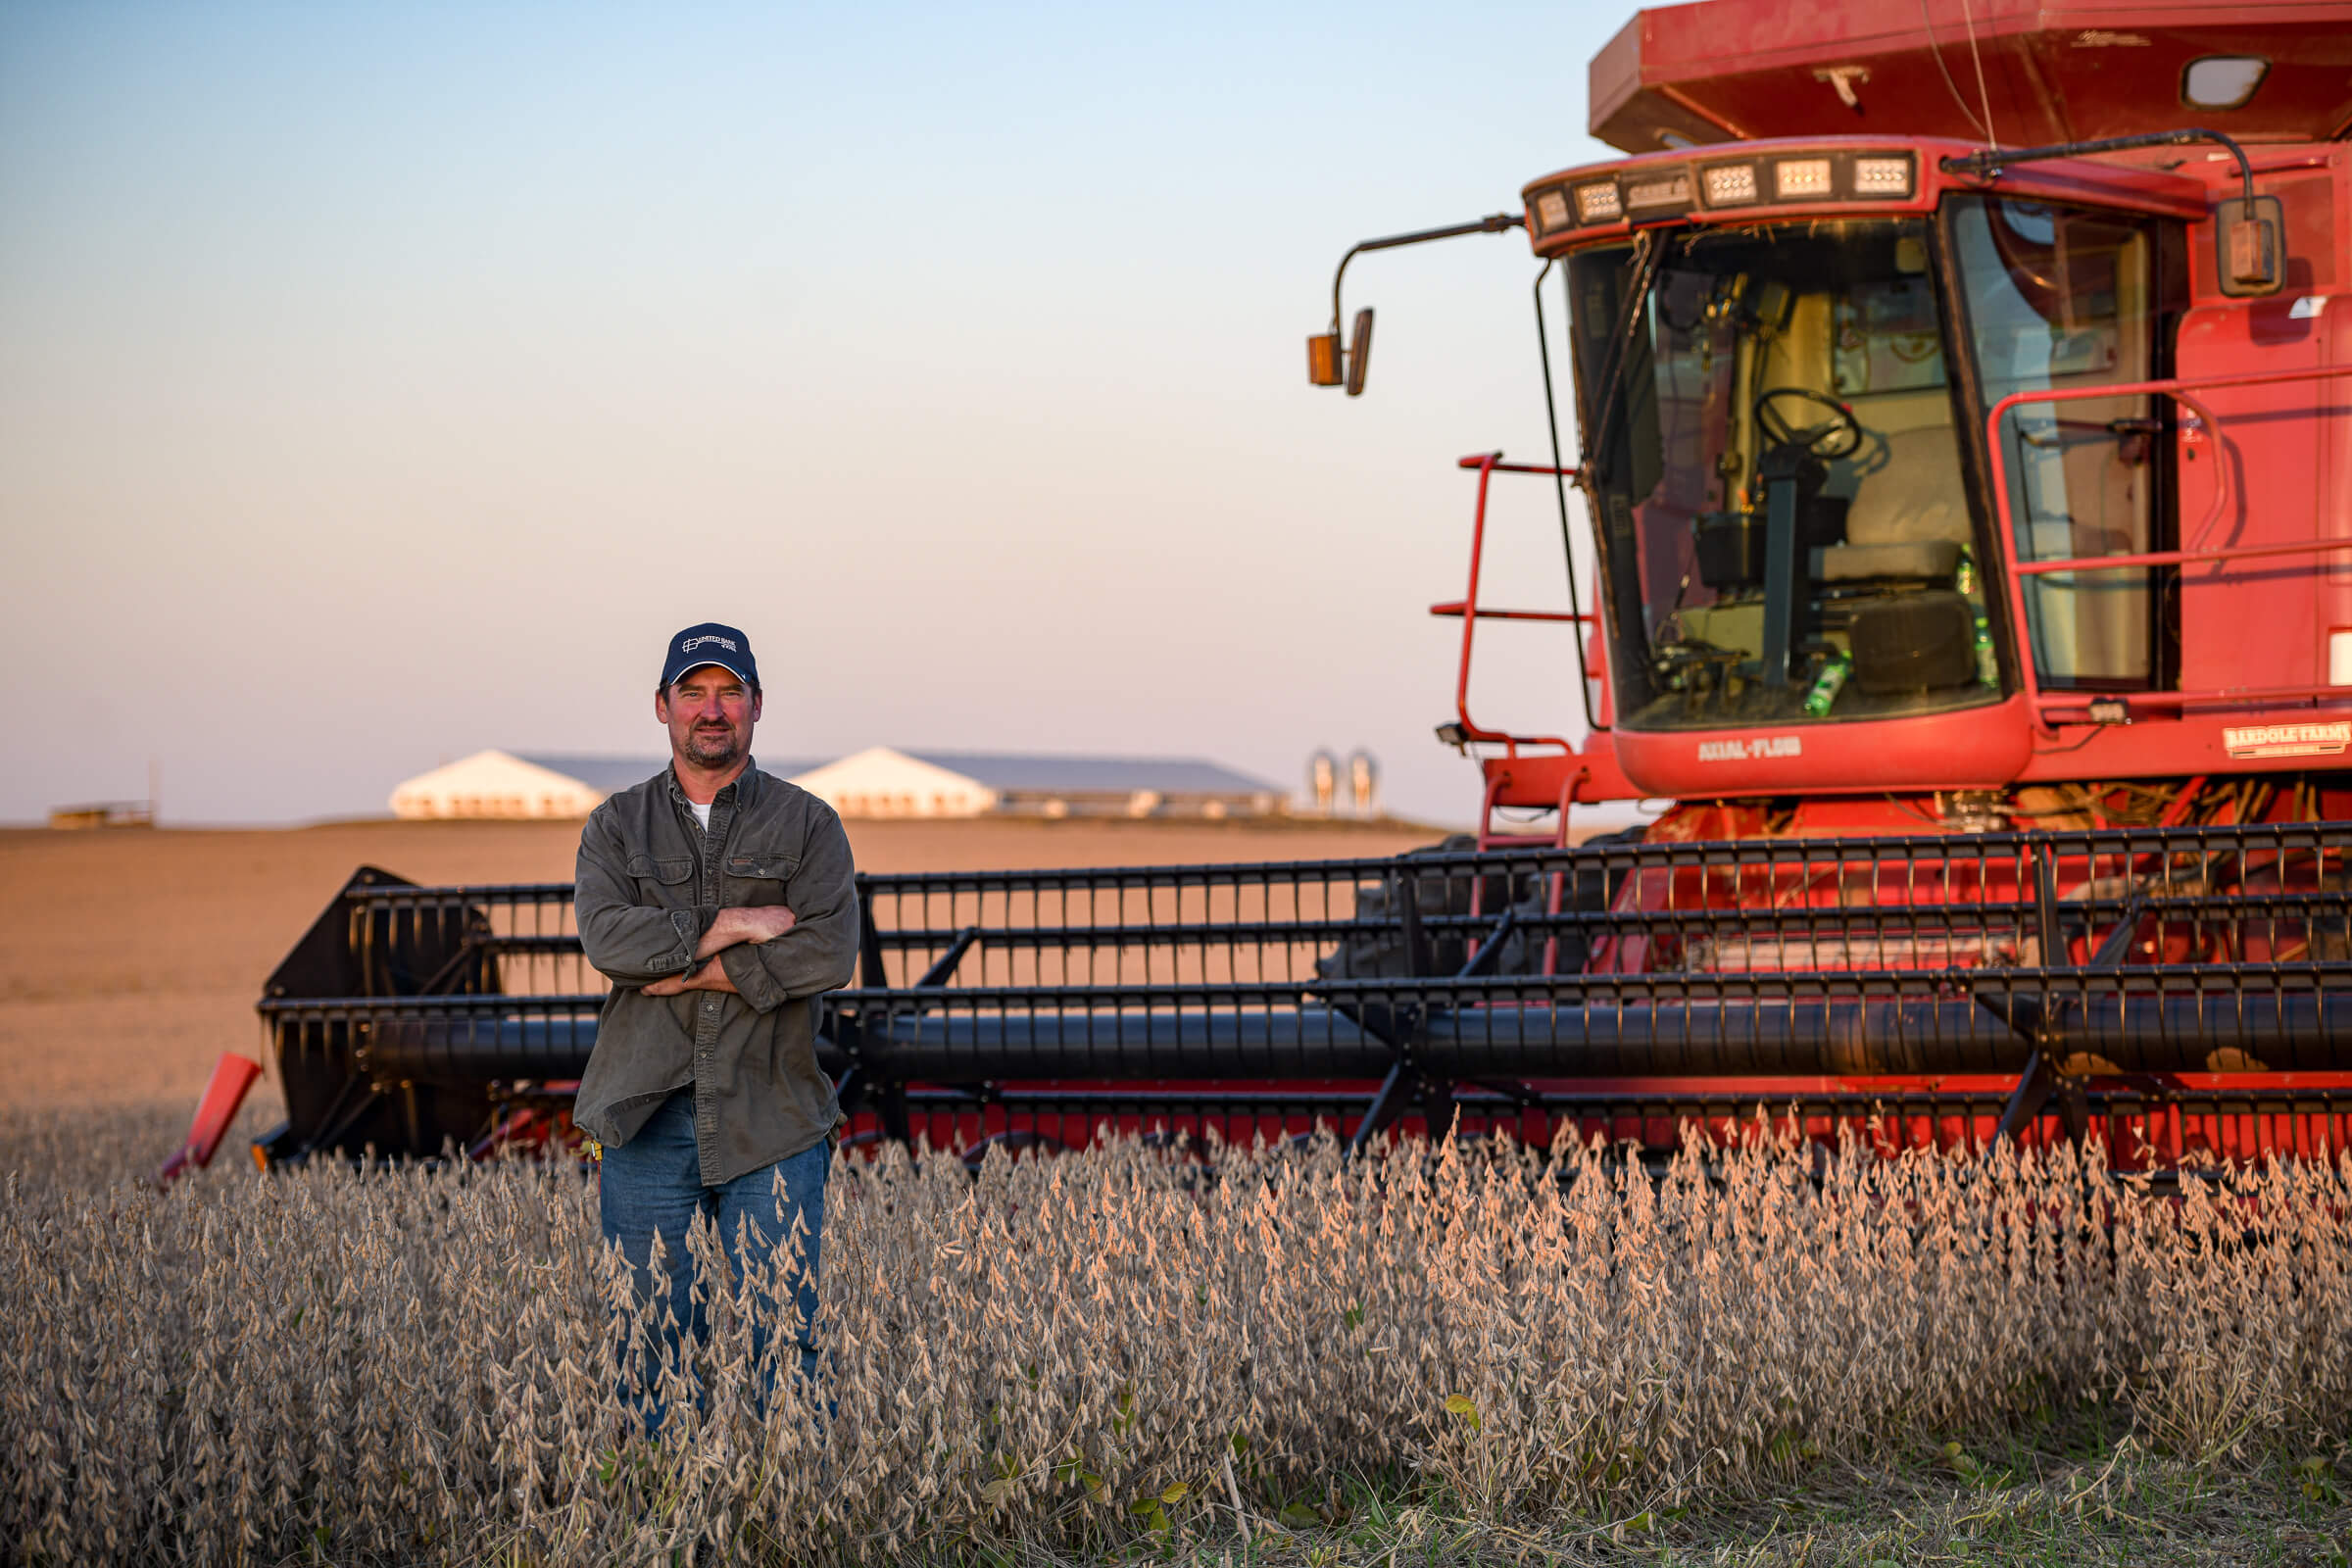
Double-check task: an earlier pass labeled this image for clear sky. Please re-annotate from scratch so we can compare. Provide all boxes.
[1,0,1627,827]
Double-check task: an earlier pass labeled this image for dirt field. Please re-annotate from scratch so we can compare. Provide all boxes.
[0,815,1441,1126]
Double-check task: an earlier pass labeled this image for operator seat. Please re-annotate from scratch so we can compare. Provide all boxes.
[1819,423,1972,581]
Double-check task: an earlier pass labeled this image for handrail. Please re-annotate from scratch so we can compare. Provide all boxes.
[2010,534,2352,578]
[2038,681,2352,724]
[1981,363,2352,729]
[1429,602,1591,622]
[1444,452,1586,750]
[1453,457,1578,476]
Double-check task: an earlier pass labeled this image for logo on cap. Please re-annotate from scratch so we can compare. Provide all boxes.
[661,621,760,692]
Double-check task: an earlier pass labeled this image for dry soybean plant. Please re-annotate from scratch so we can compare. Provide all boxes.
[5,1123,2350,1565]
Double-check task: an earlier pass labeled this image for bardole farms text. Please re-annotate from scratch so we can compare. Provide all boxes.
[2224,722,2352,760]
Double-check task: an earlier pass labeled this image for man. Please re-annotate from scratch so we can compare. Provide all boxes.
[573,621,859,1424]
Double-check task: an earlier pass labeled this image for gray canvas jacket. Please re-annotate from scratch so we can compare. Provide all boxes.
[572,760,859,1184]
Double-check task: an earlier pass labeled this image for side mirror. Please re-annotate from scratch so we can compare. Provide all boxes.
[1304,309,1375,391]
[1306,211,1523,394]
[1306,331,1343,387]
[2216,195,2284,297]
[1345,308,1373,397]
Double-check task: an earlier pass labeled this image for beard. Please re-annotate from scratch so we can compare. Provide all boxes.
[681,726,744,769]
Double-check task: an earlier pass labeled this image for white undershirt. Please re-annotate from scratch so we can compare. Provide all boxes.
[688,799,713,832]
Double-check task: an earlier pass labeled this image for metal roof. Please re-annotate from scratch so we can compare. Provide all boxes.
[514,755,819,797]
[512,757,666,796]
[514,752,1275,800]
[905,752,1278,797]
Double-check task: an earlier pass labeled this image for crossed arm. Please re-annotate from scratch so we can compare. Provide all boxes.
[640,905,796,996]
[574,803,860,1010]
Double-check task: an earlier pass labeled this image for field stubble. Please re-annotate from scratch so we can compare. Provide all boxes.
[5,822,2346,1563]
[6,1120,2351,1567]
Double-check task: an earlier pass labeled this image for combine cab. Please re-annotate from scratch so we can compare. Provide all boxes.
[226,0,2352,1176]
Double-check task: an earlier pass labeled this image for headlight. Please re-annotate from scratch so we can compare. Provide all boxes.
[1699,163,1759,206]
[1851,156,1913,197]
[1574,181,1622,223]
[1532,188,1571,234]
[1774,158,1834,199]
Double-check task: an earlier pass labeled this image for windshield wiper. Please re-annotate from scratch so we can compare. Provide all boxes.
[1578,229,1672,490]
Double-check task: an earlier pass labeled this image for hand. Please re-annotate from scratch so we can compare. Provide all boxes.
[696,904,798,958]
[641,956,742,998]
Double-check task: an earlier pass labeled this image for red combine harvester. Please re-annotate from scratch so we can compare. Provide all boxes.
[206,0,2352,1182]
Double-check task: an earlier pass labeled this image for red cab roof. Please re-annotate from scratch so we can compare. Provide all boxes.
[1592,0,2352,153]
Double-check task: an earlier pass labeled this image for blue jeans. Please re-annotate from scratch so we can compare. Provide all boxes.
[599,1091,828,1432]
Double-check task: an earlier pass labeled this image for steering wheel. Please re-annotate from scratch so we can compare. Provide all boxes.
[1754,386,1862,460]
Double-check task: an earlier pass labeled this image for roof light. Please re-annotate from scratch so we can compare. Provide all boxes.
[2183,56,2268,110]
[1775,158,1834,199]
[1532,188,1570,235]
[1574,181,1622,222]
[1700,163,1758,206]
[1851,156,1913,197]
[1623,171,1691,213]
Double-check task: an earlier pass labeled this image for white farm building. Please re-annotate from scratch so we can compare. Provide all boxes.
[389,748,1281,821]
[388,752,617,820]
[791,748,1282,819]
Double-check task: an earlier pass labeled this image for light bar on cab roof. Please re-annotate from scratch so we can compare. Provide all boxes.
[1529,150,1918,232]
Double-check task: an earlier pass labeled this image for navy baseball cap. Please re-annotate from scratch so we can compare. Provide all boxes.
[660,622,760,691]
